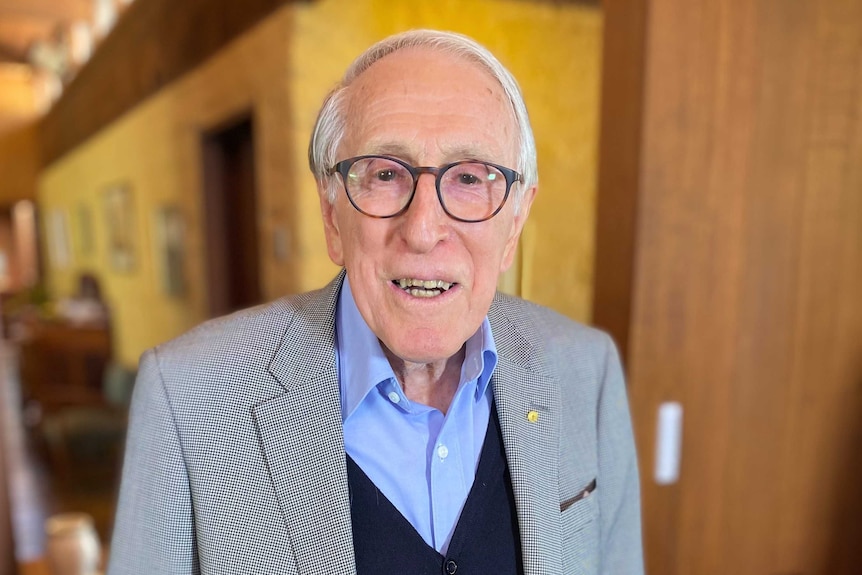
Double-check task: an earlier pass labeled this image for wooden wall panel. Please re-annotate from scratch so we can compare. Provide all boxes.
[773,2,862,571]
[0,122,38,205]
[0,355,17,575]
[0,444,16,575]
[595,0,862,573]
[39,0,296,168]
[592,0,646,359]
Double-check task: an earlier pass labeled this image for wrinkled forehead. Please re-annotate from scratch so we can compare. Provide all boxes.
[339,47,518,162]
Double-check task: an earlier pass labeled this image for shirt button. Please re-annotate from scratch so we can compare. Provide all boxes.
[445,559,458,574]
[387,391,400,404]
[437,444,449,459]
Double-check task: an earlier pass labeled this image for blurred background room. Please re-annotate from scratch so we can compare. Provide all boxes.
[0,0,859,574]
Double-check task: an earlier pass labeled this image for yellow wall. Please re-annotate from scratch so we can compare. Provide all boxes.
[38,0,602,367]
[289,0,603,322]
[39,10,299,367]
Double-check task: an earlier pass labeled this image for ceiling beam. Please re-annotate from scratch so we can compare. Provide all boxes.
[0,0,90,21]
[0,40,28,63]
[39,0,298,167]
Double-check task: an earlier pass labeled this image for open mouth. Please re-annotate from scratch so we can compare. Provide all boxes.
[392,278,456,298]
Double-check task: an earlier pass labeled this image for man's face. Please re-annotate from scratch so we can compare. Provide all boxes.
[319,47,536,364]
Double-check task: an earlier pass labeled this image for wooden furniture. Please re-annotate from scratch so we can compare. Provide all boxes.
[18,320,111,413]
[1,379,18,575]
[17,319,120,477]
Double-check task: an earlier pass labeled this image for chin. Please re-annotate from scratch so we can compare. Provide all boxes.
[384,335,465,365]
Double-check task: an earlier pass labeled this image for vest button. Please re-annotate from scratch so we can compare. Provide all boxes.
[444,559,457,574]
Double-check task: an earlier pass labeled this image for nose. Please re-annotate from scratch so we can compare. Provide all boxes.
[398,173,449,252]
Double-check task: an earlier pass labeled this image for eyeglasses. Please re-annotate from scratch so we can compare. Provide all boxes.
[328,155,522,223]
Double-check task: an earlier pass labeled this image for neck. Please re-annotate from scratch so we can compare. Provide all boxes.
[382,345,465,414]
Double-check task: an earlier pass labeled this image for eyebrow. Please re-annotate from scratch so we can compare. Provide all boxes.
[364,142,415,161]
[362,142,496,165]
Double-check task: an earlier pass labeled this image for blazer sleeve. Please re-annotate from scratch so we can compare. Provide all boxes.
[596,334,644,574]
[107,349,200,575]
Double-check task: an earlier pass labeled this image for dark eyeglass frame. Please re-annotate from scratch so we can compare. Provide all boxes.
[327,154,522,223]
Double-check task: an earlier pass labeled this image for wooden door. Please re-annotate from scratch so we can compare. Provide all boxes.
[201,115,262,317]
[595,0,862,573]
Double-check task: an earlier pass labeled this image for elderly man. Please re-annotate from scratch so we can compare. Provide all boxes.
[109,29,643,575]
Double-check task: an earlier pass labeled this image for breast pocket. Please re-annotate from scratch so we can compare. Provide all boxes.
[560,482,599,575]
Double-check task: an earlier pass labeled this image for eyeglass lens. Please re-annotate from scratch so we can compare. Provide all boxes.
[344,156,508,221]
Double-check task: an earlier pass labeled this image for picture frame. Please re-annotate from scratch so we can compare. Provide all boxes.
[75,203,95,257]
[46,208,72,269]
[103,183,136,272]
[153,206,187,297]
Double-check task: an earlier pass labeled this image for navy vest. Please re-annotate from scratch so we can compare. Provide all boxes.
[346,408,525,575]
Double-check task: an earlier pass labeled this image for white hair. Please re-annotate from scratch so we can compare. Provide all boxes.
[308,29,538,212]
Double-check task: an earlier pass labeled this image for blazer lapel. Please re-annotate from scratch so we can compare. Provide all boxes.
[252,273,357,575]
[490,301,564,575]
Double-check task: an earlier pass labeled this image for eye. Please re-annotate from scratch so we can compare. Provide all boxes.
[458,173,481,185]
[376,169,398,182]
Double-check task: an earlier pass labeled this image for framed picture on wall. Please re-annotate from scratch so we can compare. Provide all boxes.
[75,203,95,257]
[153,206,187,297]
[103,183,136,272]
[46,209,72,269]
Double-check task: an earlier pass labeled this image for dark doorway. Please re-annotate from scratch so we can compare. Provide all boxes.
[201,115,261,317]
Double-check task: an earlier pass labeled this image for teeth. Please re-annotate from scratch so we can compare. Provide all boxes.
[395,278,454,295]
[410,288,438,298]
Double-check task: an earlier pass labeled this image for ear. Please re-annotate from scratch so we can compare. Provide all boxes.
[319,185,345,266]
[500,185,536,272]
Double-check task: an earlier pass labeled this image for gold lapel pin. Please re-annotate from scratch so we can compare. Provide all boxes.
[527,410,539,423]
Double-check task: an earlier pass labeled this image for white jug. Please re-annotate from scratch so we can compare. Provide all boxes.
[44,512,101,575]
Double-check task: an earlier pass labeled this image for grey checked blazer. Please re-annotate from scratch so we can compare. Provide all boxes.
[108,272,643,575]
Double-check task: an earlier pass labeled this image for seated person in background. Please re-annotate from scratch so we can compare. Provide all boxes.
[108,29,644,575]
[56,273,109,327]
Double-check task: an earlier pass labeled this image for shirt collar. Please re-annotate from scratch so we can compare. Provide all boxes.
[336,276,498,422]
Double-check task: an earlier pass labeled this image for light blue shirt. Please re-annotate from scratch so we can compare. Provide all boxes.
[336,277,497,554]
